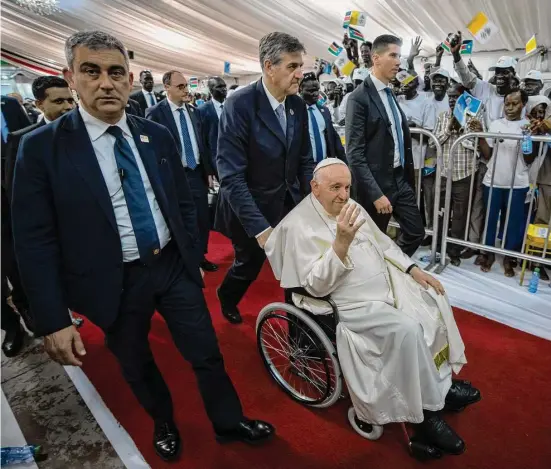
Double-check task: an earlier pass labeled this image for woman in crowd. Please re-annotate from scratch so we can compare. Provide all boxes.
[477,90,541,277]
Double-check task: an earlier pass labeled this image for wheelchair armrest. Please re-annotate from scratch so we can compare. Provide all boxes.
[284,287,339,322]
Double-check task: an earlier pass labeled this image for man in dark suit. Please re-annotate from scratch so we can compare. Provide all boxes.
[1,95,31,357]
[146,71,218,273]
[2,76,76,357]
[197,76,227,177]
[130,70,163,115]
[216,32,315,324]
[125,97,144,117]
[12,30,273,462]
[299,72,346,163]
[346,35,424,256]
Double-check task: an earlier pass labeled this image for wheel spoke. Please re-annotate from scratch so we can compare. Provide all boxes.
[258,311,337,404]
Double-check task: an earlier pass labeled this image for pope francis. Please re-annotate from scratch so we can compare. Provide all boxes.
[265,158,480,455]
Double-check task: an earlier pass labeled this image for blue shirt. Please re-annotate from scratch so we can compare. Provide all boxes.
[307,104,327,160]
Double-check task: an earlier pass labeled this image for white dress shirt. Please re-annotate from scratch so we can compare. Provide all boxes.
[307,104,327,161]
[142,89,157,107]
[211,98,224,118]
[167,99,200,167]
[371,74,404,168]
[262,79,286,128]
[256,80,287,240]
[79,106,171,262]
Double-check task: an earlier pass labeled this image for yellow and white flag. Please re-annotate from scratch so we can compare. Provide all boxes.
[349,10,367,27]
[526,35,537,54]
[334,51,356,76]
[467,11,499,44]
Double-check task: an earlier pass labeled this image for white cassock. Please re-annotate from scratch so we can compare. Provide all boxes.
[265,194,467,425]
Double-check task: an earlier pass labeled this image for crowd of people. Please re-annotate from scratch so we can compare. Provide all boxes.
[321,32,550,278]
[0,25,549,463]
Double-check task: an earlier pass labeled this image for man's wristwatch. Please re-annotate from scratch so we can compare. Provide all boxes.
[406,264,418,275]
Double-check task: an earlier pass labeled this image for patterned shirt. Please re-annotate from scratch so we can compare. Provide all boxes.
[431,110,486,181]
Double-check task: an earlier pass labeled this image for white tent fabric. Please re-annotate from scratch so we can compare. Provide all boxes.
[1,0,550,82]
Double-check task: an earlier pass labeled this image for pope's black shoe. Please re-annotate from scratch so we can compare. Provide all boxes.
[2,324,24,358]
[153,421,181,461]
[215,419,275,445]
[414,411,465,455]
[217,288,242,324]
[445,379,481,412]
[201,259,219,272]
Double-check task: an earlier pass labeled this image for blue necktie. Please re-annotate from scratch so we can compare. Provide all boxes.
[1,110,9,143]
[177,108,197,169]
[106,126,160,264]
[147,93,155,107]
[384,88,405,166]
[308,106,324,162]
[275,104,286,137]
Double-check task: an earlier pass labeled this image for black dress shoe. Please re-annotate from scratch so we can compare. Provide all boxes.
[2,324,24,358]
[414,411,465,455]
[153,421,181,461]
[217,288,242,324]
[200,259,219,272]
[445,380,481,412]
[215,419,275,445]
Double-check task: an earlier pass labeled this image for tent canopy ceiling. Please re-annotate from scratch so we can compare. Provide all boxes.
[1,0,549,82]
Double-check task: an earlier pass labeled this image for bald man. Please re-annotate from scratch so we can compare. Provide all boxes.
[265,159,480,456]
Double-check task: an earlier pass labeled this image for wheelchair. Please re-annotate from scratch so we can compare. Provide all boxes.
[256,288,444,460]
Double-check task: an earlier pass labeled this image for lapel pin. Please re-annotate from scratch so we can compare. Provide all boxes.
[290,109,294,116]
[140,135,150,143]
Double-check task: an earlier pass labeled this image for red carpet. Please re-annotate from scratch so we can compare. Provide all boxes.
[80,232,551,469]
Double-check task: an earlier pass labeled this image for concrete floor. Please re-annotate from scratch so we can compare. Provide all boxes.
[1,329,126,469]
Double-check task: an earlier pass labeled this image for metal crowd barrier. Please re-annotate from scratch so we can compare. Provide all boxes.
[403,128,443,270]
[435,132,551,274]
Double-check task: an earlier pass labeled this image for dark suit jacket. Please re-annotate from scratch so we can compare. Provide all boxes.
[215,79,315,241]
[5,120,45,200]
[1,96,31,184]
[314,103,346,162]
[145,99,213,182]
[11,109,203,337]
[126,98,144,117]
[197,100,220,177]
[345,76,414,208]
[130,90,164,115]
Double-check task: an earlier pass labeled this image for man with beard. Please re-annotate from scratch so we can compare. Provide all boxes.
[198,76,227,178]
[346,35,425,256]
[130,70,161,114]
[451,32,517,128]
[299,73,346,163]
[2,76,77,357]
[215,32,314,324]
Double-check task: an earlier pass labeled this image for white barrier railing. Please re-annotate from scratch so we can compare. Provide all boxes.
[435,132,551,274]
